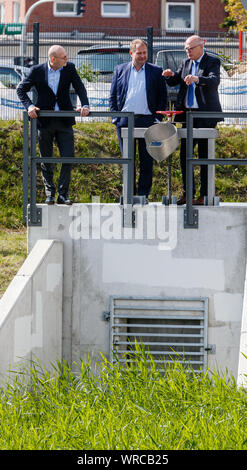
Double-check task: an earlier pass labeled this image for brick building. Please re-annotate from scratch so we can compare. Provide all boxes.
[0,0,226,33]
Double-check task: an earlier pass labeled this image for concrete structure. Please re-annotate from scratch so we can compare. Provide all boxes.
[0,239,63,385]
[1,202,247,385]
[23,202,247,386]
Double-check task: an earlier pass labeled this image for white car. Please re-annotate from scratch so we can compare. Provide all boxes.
[0,64,30,120]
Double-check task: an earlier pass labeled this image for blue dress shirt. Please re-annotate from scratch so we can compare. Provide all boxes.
[122,63,151,115]
[47,62,63,110]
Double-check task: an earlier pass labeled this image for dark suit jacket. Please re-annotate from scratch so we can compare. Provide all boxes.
[166,52,222,127]
[16,61,89,127]
[109,61,167,122]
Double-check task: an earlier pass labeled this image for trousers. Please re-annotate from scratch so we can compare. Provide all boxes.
[116,114,157,197]
[180,118,216,197]
[38,118,74,197]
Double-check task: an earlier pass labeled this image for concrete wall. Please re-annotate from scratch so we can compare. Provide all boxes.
[27,203,247,385]
[238,264,247,387]
[0,239,63,385]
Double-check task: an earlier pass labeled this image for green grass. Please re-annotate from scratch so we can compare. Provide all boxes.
[1,121,247,228]
[0,347,247,450]
[0,227,27,298]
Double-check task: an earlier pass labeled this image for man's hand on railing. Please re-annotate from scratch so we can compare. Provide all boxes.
[27,106,90,119]
[76,105,90,117]
[28,105,40,119]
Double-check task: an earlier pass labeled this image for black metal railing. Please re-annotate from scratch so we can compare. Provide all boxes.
[22,110,135,227]
[185,111,247,229]
[23,109,247,231]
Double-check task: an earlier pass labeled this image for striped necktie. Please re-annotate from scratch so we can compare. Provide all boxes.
[187,61,199,108]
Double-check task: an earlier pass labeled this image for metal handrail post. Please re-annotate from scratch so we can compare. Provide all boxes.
[127,112,134,204]
[30,118,37,224]
[185,111,194,226]
[22,111,29,224]
[121,111,134,227]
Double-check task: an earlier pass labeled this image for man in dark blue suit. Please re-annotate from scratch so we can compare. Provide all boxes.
[163,35,222,205]
[17,45,90,205]
[110,39,167,200]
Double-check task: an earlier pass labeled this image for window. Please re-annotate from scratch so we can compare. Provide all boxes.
[166,2,194,31]
[0,3,5,23]
[101,2,130,18]
[13,2,20,23]
[74,46,131,79]
[53,1,79,17]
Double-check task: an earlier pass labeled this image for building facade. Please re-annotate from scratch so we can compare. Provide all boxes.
[0,0,226,33]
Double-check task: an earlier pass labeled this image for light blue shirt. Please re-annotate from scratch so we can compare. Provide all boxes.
[47,61,63,110]
[122,64,151,115]
[185,53,204,109]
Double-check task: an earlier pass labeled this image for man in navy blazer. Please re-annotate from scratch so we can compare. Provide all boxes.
[17,45,90,205]
[163,35,222,205]
[110,39,167,200]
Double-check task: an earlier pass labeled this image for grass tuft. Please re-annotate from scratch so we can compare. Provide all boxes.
[0,227,27,298]
[0,347,246,450]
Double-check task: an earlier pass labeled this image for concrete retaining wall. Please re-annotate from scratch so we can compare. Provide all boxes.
[27,203,247,385]
[0,239,63,385]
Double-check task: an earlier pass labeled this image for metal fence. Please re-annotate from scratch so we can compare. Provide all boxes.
[184,110,247,230]
[23,106,247,231]
[23,109,136,227]
[0,23,245,121]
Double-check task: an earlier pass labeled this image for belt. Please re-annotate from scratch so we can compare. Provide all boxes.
[134,114,149,118]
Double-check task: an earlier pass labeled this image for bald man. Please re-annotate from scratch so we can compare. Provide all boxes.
[163,35,222,205]
[17,45,90,205]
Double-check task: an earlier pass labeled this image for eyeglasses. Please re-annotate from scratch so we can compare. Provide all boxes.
[185,44,202,52]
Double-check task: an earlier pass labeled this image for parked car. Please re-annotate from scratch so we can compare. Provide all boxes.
[72,45,131,114]
[71,44,235,115]
[154,48,234,104]
[73,44,131,82]
[0,64,30,119]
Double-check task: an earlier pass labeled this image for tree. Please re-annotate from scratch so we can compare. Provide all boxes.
[221,0,247,31]
[76,63,95,82]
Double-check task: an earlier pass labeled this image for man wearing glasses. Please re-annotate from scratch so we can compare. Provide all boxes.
[17,45,90,205]
[162,35,222,205]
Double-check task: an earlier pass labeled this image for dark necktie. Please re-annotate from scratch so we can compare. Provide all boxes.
[187,61,199,108]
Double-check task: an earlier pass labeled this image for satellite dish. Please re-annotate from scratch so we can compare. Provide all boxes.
[241,0,247,10]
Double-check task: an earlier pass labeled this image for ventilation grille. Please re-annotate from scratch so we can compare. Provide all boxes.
[109,296,208,373]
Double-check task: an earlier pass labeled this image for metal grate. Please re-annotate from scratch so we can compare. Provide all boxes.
[109,296,208,373]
